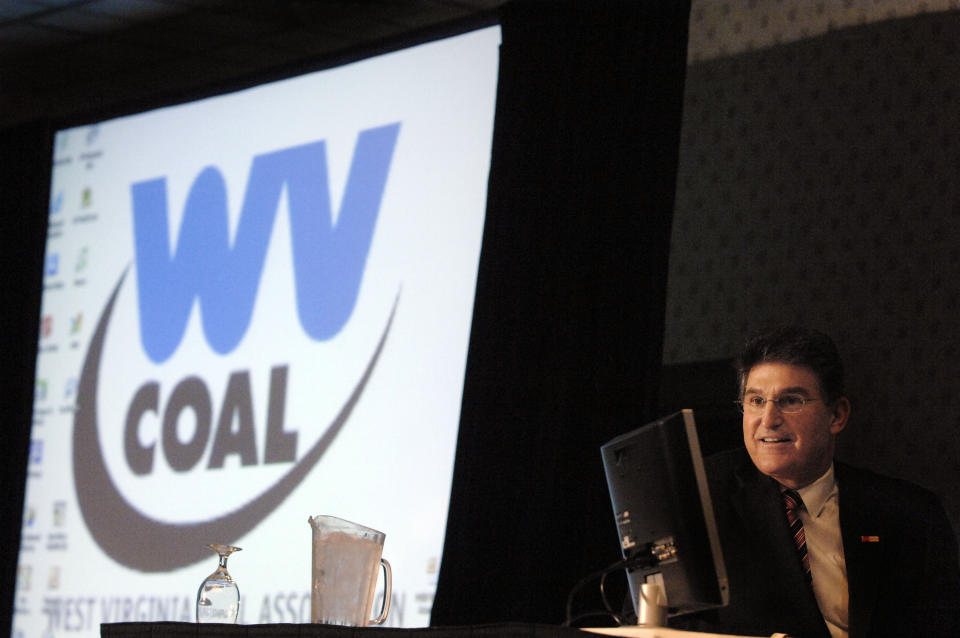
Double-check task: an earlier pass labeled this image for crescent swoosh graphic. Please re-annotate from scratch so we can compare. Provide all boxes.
[73,269,399,572]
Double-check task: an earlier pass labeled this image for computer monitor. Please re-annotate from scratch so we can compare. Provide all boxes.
[601,409,729,618]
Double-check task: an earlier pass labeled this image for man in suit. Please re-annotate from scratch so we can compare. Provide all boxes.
[697,327,960,637]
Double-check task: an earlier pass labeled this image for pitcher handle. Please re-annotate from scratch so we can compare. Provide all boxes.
[370,558,392,625]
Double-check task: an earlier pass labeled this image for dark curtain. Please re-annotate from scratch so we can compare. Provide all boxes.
[0,120,51,637]
[431,0,690,626]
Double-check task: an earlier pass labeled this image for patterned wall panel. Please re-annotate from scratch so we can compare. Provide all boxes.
[665,10,960,536]
[687,0,959,62]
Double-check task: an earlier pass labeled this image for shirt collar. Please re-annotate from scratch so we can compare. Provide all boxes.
[782,463,838,518]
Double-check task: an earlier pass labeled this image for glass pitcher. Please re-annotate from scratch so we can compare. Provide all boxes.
[308,515,392,626]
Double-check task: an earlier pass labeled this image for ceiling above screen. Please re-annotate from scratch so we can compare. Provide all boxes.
[0,0,508,130]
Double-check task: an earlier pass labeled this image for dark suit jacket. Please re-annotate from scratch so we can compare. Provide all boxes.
[681,448,960,638]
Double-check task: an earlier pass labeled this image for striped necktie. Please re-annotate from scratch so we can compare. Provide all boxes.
[782,489,812,582]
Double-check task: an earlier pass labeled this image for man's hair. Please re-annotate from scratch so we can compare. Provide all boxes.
[735,326,845,405]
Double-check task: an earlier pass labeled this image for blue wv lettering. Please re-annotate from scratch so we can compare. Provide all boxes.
[131,123,401,363]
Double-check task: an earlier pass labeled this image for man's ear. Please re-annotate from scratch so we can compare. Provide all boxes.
[830,396,851,435]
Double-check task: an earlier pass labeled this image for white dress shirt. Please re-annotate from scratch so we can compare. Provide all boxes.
[785,464,849,638]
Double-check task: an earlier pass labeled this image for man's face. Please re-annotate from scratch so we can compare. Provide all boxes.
[741,361,849,489]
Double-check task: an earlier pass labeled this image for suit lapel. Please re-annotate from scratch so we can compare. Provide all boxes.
[732,462,831,638]
[837,463,884,638]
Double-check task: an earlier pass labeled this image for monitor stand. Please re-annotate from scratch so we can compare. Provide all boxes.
[636,579,667,627]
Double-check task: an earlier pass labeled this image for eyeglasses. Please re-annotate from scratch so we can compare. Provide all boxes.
[735,394,819,414]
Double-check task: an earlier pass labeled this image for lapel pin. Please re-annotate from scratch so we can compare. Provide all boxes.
[860,535,880,543]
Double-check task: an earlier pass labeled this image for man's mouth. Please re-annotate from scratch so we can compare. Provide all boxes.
[759,437,791,443]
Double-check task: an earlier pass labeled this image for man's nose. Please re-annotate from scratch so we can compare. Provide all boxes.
[760,401,783,426]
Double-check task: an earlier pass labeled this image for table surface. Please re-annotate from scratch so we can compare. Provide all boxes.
[100,622,590,638]
[99,622,766,638]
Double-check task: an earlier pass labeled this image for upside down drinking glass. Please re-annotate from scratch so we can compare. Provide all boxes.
[196,544,242,623]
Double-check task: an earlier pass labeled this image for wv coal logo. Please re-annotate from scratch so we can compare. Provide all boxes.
[73,123,401,571]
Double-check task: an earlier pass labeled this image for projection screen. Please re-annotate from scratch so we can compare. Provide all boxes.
[14,24,501,637]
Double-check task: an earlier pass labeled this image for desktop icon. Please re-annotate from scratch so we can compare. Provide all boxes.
[53,501,66,526]
[29,440,43,465]
[75,246,88,272]
[45,253,59,276]
[64,377,78,399]
[35,379,48,402]
[50,191,64,215]
[47,566,61,590]
[17,565,32,591]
